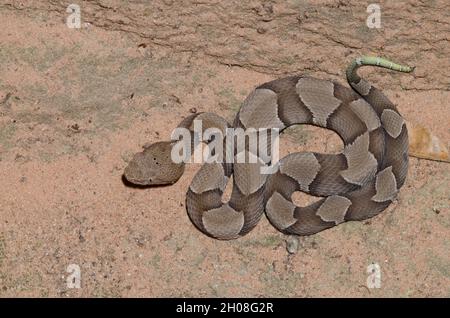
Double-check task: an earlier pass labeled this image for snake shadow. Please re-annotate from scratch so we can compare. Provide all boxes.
[121,174,173,189]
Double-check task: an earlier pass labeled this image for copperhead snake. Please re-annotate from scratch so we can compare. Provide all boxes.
[124,57,413,240]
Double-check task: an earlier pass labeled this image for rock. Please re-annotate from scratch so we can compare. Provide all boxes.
[286,235,299,254]
[256,27,267,34]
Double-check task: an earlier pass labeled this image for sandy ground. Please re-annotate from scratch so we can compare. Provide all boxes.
[0,1,449,297]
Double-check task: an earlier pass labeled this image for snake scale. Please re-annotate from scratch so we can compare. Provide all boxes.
[124,56,413,240]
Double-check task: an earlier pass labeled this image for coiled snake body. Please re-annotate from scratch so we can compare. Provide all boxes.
[124,57,413,240]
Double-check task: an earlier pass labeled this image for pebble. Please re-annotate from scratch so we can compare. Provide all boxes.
[286,235,299,254]
[70,123,80,132]
[432,207,440,214]
[257,27,267,34]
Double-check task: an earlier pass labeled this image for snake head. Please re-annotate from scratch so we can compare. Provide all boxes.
[123,141,185,186]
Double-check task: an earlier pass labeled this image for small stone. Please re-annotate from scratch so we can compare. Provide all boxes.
[257,27,267,34]
[163,232,173,242]
[14,154,27,163]
[286,235,299,254]
[189,107,197,114]
[137,44,152,57]
[170,94,181,104]
[70,123,80,132]
[432,207,440,214]
[135,237,145,247]
[263,3,273,14]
